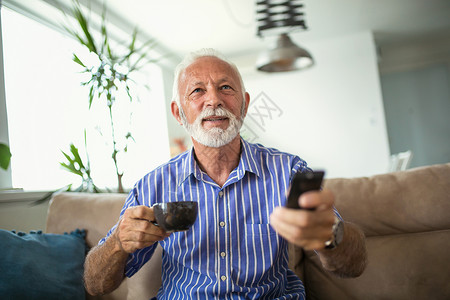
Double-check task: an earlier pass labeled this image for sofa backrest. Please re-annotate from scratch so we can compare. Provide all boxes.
[301,163,450,300]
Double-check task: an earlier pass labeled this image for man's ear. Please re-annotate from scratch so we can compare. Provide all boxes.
[242,92,250,118]
[171,101,183,125]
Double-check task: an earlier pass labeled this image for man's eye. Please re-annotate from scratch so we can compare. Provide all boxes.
[221,85,232,90]
[192,88,202,93]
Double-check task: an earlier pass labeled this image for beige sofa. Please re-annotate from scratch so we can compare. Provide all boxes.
[46,163,450,300]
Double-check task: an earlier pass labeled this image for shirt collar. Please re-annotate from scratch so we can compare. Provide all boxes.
[177,137,262,186]
[239,138,262,178]
[178,147,196,186]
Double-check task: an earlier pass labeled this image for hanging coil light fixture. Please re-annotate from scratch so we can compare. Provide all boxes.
[256,0,314,72]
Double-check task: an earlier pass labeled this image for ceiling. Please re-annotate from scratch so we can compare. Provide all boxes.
[104,0,450,62]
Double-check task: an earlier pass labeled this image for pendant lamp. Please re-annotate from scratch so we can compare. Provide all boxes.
[256,0,314,72]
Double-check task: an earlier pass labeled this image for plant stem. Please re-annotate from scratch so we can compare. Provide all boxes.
[108,102,124,193]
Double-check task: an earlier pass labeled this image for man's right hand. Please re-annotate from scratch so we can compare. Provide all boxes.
[112,205,171,253]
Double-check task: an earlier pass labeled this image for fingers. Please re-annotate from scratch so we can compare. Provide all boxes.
[270,207,333,250]
[115,206,171,253]
[270,189,336,250]
[298,188,334,211]
[273,205,335,228]
[125,205,155,222]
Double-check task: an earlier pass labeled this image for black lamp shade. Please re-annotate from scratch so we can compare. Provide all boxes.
[257,33,314,72]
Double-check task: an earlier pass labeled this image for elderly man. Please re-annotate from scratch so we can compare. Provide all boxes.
[84,48,367,299]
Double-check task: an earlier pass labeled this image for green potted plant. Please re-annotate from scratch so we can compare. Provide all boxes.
[0,143,11,171]
[60,0,157,193]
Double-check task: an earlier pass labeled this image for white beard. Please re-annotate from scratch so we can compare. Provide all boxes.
[180,106,243,148]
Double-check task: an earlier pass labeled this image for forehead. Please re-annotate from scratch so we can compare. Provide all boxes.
[180,56,239,85]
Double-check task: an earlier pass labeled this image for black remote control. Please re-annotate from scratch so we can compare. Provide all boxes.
[286,171,325,209]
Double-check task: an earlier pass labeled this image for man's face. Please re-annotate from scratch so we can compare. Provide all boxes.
[175,57,249,147]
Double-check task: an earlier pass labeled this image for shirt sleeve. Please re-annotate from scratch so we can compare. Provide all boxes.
[290,155,312,178]
[289,155,342,220]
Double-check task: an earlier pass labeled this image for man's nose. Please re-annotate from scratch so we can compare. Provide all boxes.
[204,88,223,108]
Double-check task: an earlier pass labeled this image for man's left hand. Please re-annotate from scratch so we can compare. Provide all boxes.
[270,189,336,250]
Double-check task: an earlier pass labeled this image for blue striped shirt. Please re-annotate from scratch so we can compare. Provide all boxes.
[101,138,312,299]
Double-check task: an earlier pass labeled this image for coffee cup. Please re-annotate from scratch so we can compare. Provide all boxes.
[152,201,198,232]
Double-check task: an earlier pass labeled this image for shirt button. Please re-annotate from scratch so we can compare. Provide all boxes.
[219,221,225,227]
[220,251,226,258]
[221,275,227,281]
[218,191,224,197]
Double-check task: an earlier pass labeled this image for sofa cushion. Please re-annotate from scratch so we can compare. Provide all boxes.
[324,163,450,237]
[0,229,87,300]
[303,230,450,300]
[46,192,127,247]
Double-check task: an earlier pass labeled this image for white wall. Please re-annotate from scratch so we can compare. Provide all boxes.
[234,31,390,178]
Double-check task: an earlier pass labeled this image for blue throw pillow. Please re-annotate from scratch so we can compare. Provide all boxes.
[0,229,87,300]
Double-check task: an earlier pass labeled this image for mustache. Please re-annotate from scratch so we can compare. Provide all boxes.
[199,107,235,120]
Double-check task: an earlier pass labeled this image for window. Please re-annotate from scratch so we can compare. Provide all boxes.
[1,7,170,191]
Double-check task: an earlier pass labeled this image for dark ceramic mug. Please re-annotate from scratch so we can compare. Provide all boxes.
[152,201,198,232]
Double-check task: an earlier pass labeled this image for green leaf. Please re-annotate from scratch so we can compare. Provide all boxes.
[72,1,97,53]
[129,53,148,72]
[0,143,12,170]
[128,28,138,53]
[88,85,94,108]
[61,151,75,164]
[63,24,89,50]
[92,185,101,193]
[72,54,86,67]
[107,43,113,60]
[60,144,86,177]
[70,144,86,170]
[126,132,136,142]
[60,162,83,176]
[124,83,132,101]
[100,4,108,55]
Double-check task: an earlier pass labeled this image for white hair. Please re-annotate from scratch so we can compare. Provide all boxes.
[171,48,246,106]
